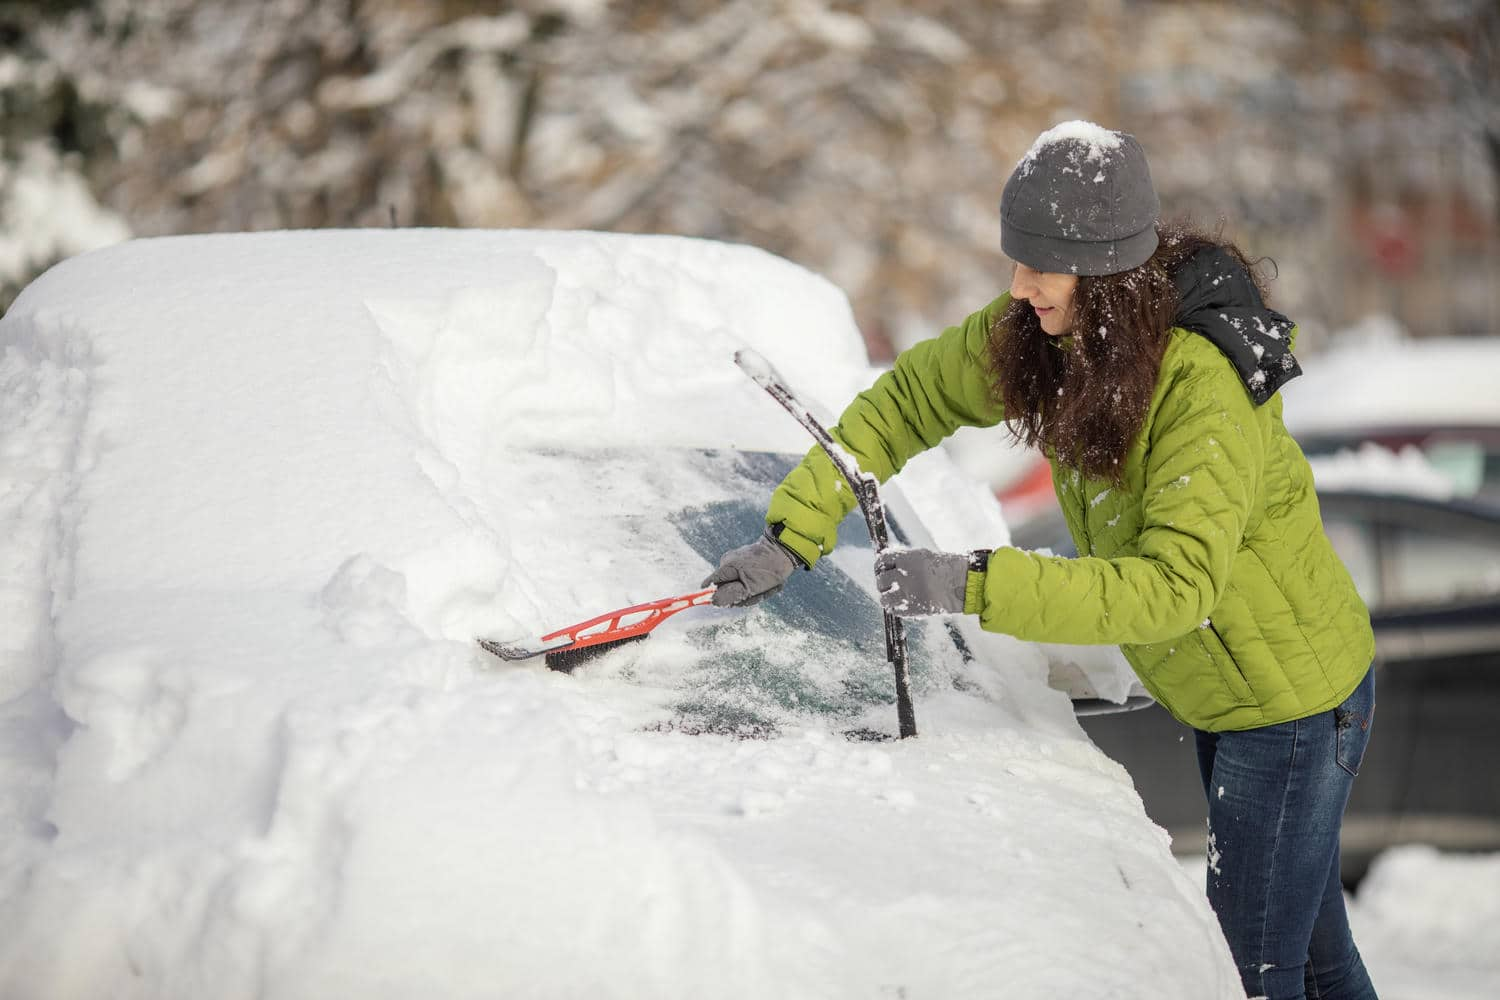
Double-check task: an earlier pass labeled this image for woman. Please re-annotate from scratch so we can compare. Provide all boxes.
[704,121,1379,1000]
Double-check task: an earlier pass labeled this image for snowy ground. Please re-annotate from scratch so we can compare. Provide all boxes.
[0,229,1492,999]
[1344,847,1500,999]
[1179,848,1500,1000]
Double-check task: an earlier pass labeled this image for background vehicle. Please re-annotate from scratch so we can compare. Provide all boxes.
[1280,335,1500,507]
[1014,488,1500,884]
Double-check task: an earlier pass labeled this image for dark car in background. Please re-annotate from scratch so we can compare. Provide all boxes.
[1011,488,1500,885]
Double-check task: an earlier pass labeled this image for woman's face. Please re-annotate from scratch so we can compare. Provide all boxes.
[1009,263,1079,337]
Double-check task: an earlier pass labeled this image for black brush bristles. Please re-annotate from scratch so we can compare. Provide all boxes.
[543,633,650,673]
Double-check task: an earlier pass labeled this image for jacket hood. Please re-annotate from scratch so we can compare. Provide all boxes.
[1172,246,1300,405]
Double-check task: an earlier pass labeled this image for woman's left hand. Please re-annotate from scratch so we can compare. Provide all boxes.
[873,548,970,616]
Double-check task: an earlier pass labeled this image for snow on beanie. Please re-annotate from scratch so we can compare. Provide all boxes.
[1000,121,1160,277]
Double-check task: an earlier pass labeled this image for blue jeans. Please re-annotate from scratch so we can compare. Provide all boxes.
[1194,666,1379,1000]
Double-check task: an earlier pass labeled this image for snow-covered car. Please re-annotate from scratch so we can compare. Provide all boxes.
[1279,334,1500,507]
[1016,486,1500,883]
[0,230,1240,998]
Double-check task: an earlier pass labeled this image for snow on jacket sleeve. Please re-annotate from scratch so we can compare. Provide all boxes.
[968,363,1263,645]
[765,294,1009,568]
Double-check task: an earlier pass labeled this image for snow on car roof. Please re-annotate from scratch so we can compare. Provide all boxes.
[1282,334,1500,434]
[11,228,872,449]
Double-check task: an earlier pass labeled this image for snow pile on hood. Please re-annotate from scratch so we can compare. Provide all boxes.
[0,230,1237,998]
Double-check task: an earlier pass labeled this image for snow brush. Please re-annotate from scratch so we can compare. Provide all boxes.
[733,349,917,739]
[478,589,717,672]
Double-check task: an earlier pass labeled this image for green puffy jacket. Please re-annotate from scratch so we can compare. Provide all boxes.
[766,291,1374,732]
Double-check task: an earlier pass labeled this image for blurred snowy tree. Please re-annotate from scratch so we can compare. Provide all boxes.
[2,0,1496,342]
[0,0,130,310]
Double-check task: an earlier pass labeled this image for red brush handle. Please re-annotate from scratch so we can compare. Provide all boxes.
[540,589,716,651]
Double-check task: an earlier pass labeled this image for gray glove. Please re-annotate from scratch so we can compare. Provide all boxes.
[873,548,971,616]
[703,528,803,607]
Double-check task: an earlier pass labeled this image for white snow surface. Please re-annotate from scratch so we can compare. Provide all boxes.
[0,229,1244,998]
[1347,846,1500,999]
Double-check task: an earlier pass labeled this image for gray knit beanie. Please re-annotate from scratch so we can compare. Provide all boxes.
[1000,121,1160,277]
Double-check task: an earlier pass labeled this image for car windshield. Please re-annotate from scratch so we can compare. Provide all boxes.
[517,448,960,737]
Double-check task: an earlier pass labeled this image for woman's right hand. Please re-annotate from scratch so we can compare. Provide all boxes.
[702,528,801,607]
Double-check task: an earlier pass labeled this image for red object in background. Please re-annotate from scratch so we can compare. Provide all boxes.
[1351,203,1422,279]
[996,455,1061,525]
[1371,226,1420,278]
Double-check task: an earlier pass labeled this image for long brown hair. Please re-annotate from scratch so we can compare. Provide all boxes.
[986,220,1269,483]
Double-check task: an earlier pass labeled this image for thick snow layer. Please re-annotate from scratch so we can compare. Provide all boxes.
[0,230,1242,998]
